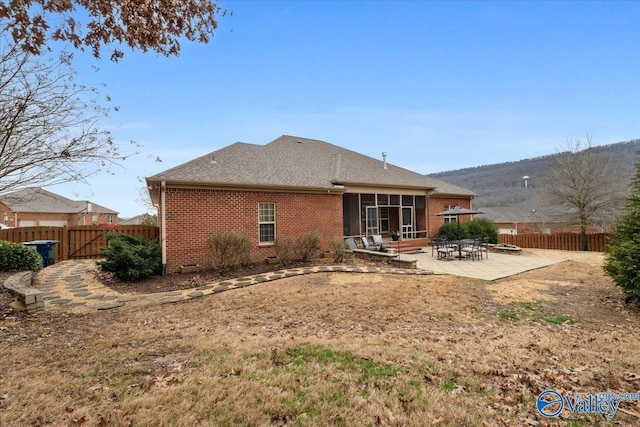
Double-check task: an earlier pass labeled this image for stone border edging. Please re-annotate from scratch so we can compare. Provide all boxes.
[36,262,435,312]
[2,271,44,312]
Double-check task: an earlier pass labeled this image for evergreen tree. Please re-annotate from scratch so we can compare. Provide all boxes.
[604,156,640,303]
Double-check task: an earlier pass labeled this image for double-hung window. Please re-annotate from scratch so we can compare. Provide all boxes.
[444,204,458,224]
[258,203,276,244]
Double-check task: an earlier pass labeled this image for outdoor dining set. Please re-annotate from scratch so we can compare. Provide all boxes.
[431,237,490,261]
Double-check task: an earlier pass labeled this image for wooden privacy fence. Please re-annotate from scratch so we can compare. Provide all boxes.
[0,225,159,263]
[498,233,611,252]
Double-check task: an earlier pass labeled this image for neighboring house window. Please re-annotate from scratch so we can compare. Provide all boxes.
[2,214,7,225]
[107,215,113,224]
[444,204,458,224]
[258,203,275,244]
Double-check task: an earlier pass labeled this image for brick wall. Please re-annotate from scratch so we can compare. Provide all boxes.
[163,188,343,273]
[426,197,472,237]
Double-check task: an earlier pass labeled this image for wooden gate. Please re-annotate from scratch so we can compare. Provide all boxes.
[1,225,159,262]
[68,225,159,259]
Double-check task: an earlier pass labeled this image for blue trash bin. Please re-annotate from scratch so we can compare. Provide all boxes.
[23,240,59,267]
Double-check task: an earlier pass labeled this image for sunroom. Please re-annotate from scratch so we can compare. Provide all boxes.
[342,191,428,241]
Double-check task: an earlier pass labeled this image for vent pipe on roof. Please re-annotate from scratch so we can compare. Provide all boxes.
[382,152,388,169]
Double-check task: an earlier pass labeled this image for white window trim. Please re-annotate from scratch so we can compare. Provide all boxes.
[258,202,276,245]
[444,204,458,224]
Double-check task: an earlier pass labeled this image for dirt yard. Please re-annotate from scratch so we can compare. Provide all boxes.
[1,249,639,426]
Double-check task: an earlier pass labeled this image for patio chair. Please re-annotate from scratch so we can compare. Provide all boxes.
[461,238,482,261]
[344,237,358,250]
[361,236,382,252]
[371,234,390,252]
[433,237,455,259]
[479,237,490,259]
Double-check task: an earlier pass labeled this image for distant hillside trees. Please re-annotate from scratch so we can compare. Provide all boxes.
[604,156,640,304]
[540,137,626,251]
[430,139,639,208]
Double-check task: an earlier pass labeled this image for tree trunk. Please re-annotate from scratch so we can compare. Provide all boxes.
[580,223,588,251]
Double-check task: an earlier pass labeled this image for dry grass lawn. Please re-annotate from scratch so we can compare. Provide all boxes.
[1,249,640,426]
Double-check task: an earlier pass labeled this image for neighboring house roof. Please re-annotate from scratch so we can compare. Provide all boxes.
[148,135,475,196]
[121,214,153,225]
[477,198,568,224]
[0,188,118,214]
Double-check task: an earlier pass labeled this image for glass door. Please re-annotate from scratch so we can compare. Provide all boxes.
[366,206,379,236]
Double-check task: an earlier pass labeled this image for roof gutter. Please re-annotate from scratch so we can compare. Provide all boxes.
[145,179,346,194]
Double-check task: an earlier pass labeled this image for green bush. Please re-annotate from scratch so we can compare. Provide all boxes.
[438,222,469,241]
[0,240,43,272]
[464,218,499,243]
[604,156,640,304]
[294,232,321,262]
[205,231,252,274]
[438,219,499,243]
[274,236,294,267]
[97,233,161,281]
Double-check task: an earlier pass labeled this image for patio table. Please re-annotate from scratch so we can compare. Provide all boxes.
[453,239,475,259]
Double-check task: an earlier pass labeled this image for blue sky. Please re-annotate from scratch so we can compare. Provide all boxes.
[50,1,640,218]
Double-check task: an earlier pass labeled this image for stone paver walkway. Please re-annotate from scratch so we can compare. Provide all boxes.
[34,260,435,312]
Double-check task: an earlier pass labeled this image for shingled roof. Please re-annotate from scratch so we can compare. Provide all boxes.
[0,188,118,214]
[148,135,474,196]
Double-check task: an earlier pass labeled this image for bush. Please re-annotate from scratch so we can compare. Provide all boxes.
[604,156,640,303]
[330,236,348,263]
[294,232,321,262]
[97,233,161,281]
[438,222,469,241]
[206,231,252,274]
[465,218,499,243]
[274,236,294,267]
[0,240,43,272]
[438,219,498,243]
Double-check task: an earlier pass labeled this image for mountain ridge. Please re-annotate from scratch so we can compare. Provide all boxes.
[429,139,640,207]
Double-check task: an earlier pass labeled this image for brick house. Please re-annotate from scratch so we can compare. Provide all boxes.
[146,135,475,274]
[0,188,118,227]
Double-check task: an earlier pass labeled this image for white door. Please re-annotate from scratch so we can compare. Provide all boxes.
[401,207,414,239]
[18,220,36,227]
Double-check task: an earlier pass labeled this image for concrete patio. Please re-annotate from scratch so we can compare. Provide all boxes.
[398,248,567,281]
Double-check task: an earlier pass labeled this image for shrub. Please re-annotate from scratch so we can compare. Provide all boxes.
[604,156,640,303]
[465,218,499,243]
[294,232,321,262]
[206,231,252,274]
[438,219,498,243]
[274,236,294,267]
[0,240,43,272]
[97,233,161,281]
[330,236,348,263]
[438,222,469,241]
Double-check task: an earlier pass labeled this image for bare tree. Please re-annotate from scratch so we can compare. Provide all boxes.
[0,1,226,61]
[540,136,626,250]
[0,37,134,195]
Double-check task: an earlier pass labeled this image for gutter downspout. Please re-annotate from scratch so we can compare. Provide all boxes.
[161,181,167,275]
